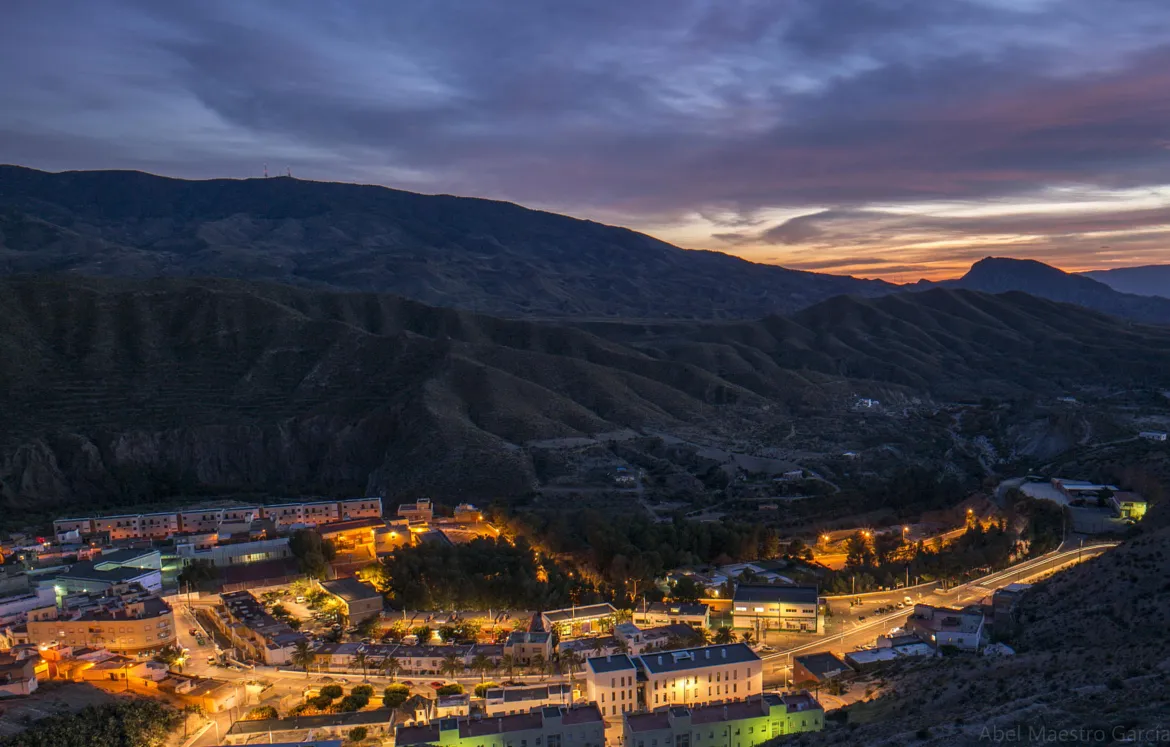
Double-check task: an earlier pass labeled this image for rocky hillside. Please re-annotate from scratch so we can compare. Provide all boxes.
[4,276,1170,521]
[0,165,892,320]
[784,504,1170,746]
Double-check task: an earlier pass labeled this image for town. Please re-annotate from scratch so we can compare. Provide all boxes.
[0,473,1142,747]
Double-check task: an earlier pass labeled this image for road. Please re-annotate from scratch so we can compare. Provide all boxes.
[759,542,1115,687]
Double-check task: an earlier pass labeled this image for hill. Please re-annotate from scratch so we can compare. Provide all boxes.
[0,165,892,320]
[1083,264,1170,299]
[4,276,1170,517]
[928,257,1170,325]
[784,503,1170,746]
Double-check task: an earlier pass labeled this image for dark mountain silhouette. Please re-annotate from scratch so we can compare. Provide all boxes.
[1083,264,1170,298]
[4,276,1170,514]
[0,165,893,320]
[922,256,1170,324]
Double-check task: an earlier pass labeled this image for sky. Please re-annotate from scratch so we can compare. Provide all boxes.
[3,0,1170,282]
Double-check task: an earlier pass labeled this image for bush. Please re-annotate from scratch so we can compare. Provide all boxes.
[351,684,374,698]
[242,705,278,721]
[384,684,410,708]
[338,694,370,712]
[436,683,464,696]
[474,681,500,698]
[320,684,343,699]
[310,694,334,710]
[349,726,369,743]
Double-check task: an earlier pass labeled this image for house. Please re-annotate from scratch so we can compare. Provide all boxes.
[542,604,617,640]
[732,585,821,635]
[614,623,701,655]
[453,504,483,523]
[436,693,471,718]
[1109,492,1148,521]
[398,499,434,522]
[623,692,823,747]
[483,683,574,716]
[633,602,710,630]
[792,652,848,685]
[504,630,552,666]
[843,634,933,670]
[1139,431,1168,442]
[319,577,383,624]
[0,652,39,696]
[317,517,384,554]
[396,704,605,747]
[905,604,985,650]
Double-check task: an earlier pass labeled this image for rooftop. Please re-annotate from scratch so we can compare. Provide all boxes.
[637,643,760,675]
[226,708,395,736]
[485,683,572,703]
[506,630,552,645]
[56,561,157,584]
[317,517,385,535]
[542,603,617,624]
[640,602,709,617]
[586,653,636,674]
[320,577,381,604]
[397,705,602,745]
[794,652,848,679]
[733,584,819,605]
[909,605,984,634]
[94,548,158,565]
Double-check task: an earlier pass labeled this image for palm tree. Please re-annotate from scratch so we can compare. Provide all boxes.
[590,637,606,657]
[530,652,547,681]
[291,640,316,678]
[382,656,402,682]
[500,653,516,680]
[562,651,583,690]
[440,653,464,680]
[741,630,756,647]
[470,653,492,683]
[713,627,735,645]
[353,650,369,679]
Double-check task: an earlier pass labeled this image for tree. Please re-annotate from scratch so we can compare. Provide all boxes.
[383,683,411,708]
[382,656,402,681]
[177,559,218,589]
[474,681,500,697]
[713,627,735,645]
[353,651,369,679]
[338,693,369,712]
[349,726,369,743]
[590,637,606,657]
[320,684,343,699]
[500,653,516,680]
[440,653,464,679]
[671,576,703,604]
[289,529,337,579]
[470,653,492,682]
[412,626,432,643]
[741,630,756,647]
[292,640,317,678]
[242,705,278,721]
[352,684,375,698]
[845,532,874,569]
[152,644,184,670]
[530,652,547,680]
[436,683,464,696]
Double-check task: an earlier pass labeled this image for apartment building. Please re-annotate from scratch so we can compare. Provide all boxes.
[623,692,824,747]
[396,704,605,747]
[52,498,384,541]
[25,585,174,655]
[639,644,763,710]
[484,683,574,716]
[585,654,638,719]
[732,585,821,635]
[217,591,306,666]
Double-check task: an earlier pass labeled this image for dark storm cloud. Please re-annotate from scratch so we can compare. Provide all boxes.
[2,0,1170,273]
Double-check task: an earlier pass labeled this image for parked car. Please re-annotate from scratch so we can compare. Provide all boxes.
[858,615,867,621]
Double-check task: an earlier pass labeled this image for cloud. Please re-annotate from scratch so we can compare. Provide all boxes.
[2,0,1170,279]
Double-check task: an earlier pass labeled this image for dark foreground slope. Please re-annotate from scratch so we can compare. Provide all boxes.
[4,276,1170,515]
[0,165,891,319]
[782,506,1170,746]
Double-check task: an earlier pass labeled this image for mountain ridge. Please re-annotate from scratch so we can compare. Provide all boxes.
[1082,264,1170,298]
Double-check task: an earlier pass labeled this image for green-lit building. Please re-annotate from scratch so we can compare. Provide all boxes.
[396,704,605,747]
[623,693,824,747]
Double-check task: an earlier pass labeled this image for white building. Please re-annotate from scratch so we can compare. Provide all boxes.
[905,604,985,650]
[584,654,638,719]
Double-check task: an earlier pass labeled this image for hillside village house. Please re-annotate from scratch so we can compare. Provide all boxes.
[732,585,821,635]
[623,692,824,747]
[905,604,985,650]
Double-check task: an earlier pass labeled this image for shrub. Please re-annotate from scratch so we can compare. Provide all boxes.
[242,705,278,721]
[310,694,334,710]
[474,681,500,698]
[349,726,369,743]
[384,684,410,708]
[351,684,375,698]
[338,694,370,712]
[320,684,343,699]
[436,683,464,696]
